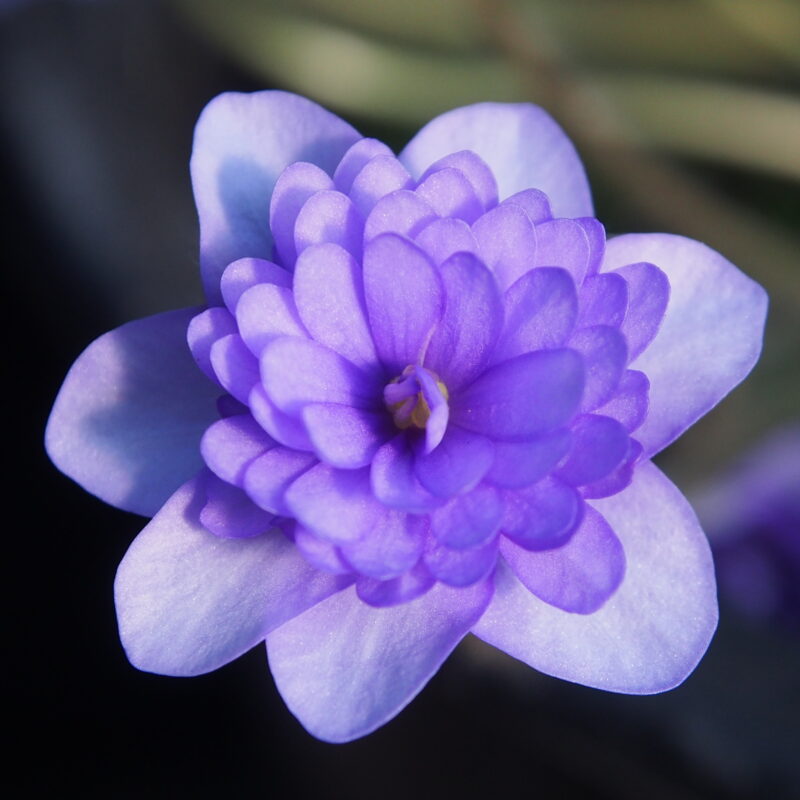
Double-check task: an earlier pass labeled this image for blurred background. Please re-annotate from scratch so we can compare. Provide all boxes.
[5,0,798,797]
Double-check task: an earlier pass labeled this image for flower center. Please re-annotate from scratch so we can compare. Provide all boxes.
[384,365,449,430]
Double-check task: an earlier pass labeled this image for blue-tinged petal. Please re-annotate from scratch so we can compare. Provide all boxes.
[430,484,504,549]
[236,283,307,356]
[266,579,492,742]
[568,325,628,412]
[364,190,438,242]
[243,446,317,515]
[555,414,630,487]
[501,188,552,223]
[201,413,275,485]
[534,219,591,285]
[473,461,718,693]
[424,538,498,588]
[115,474,351,677]
[209,334,260,404]
[614,261,670,361]
[199,471,276,539]
[187,307,238,382]
[371,435,445,513]
[350,155,413,217]
[248,384,314,451]
[220,258,292,313]
[484,429,571,489]
[190,91,360,303]
[46,309,220,517]
[472,204,537,291]
[333,138,394,193]
[576,273,627,330]
[294,189,363,260]
[414,426,494,498]
[400,103,592,217]
[415,218,478,266]
[356,563,435,608]
[602,234,767,457]
[415,167,483,224]
[420,150,498,210]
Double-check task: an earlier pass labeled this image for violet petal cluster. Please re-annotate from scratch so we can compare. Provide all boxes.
[46,92,768,743]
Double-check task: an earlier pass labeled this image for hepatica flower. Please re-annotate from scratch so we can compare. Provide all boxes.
[46,92,767,742]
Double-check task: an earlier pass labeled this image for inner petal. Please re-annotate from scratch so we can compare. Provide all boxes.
[384,365,449,450]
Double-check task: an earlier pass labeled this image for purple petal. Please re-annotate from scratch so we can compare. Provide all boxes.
[414,426,494,498]
[191,92,359,302]
[615,262,670,361]
[364,189,439,241]
[294,525,352,575]
[474,461,718,693]
[451,349,584,441]
[261,336,382,415]
[500,504,625,613]
[293,243,379,371]
[602,234,767,456]
[199,472,276,539]
[209,334,260,404]
[302,403,392,468]
[472,204,537,290]
[492,267,578,363]
[187,306,238,382]
[243,446,317,514]
[484,429,572,489]
[596,370,649,432]
[115,474,350,676]
[430,484,504,549]
[371,435,445,513]
[424,252,504,391]
[555,414,630,487]
[356,563,435,607]
[415,167,483,224]
[576,273,628,329]
[294,189,363,259]
[349,155,413,217]
[569,325,628,412]
[581,438,643,500]
[200,413,275,485]
[284,464,380,543]
[400,103,592,217]
[266,579,492,742]
[415,367,450,453]
[420,150,498,210]
[269,161,334,269]
[534,219,591,285]
[220,258,292,313]
[576,218,606,277]
[501,188,552,223]
[46,309,220,516]
[340,510,425,579]
[363,233,443,374]
[236,283,307,356]
[414,217,479,266]
[424,538,498,587]
[248,384,314,451]
[333,138,394,193]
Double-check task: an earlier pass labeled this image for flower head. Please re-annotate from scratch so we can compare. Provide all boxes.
[46,92,768,742]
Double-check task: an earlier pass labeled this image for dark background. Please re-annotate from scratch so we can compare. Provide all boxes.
[6,1,799,797]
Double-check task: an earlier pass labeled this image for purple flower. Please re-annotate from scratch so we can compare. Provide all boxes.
[46,92,767,742]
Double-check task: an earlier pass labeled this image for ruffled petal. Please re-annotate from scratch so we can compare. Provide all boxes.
[46,309,220,517]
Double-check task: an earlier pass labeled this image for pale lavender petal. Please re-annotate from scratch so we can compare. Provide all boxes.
[501,188,552,223]
[46,309,220,516]
[200,413,275,485]
[534,219,591,285]
[424,252,504,391]
[363,233,443,374]
[284,464,380,543]
[192,91,359,301]
[576,273,627,329]
[400,103,592,217]
[340,510,425,579]
[414,426,494,498]
[269,161,334,268]
[501,477,583,551]
[472,204,537,291]
[349,155,413,217]
[200,472,276,539]
[302,403,392,469]
[115,474,350,676]
[415,167,483,224]
[333,138,394,193]
[491,267,578,363]
[555,414,630,487]
[209,334,260,404]
[451,350,584,441]
[261,336,382,415]
[236,283,307,356]
[430,484,504,549]
[474,461,718,693]
[602,234,767,456]
[371,435,445,513]
[220,258,292,313]
[414,218,478,266]
[364,190,438,241]
[424,538,498,587]
[293,243,379,371]
[266,579,492,742]
[294,525,352,575]
[500,505,625,613]
[569,325,628,412]
[614,262,670,361]
[484,429,571,489]
[576,218,606,277]
[187,307,238,382]
[248,384,314,451]
[596,370,649,432]
[243,446,317,514]
[415,367,450,453]
[356,563,435,608]
[294,189,363,259]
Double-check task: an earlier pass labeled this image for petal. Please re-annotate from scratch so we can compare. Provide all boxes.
[415,167,483,224]
[363,233,443,374]
[424,538,498,587]
[200,413,274,485]
[266,579,492,742]
[500,504,625,613]
[414,426,494,498]
[576,217,606,277]
[236,283,307,356]
[187,307,238,383]
[400,103,592,217]
[484,429,572,489]
[615,262,670,361]
[555,414,630,487]
[430,484,504,549]
[602,234,768,456]
[473,461,718,693]
[576,272,627,330]
[209,334,260,404]
[371,435,445,513]
[294,189,364,261]
[243,446,317,515]
[534,218,591,285]
[333,137,394,193]
[293,243,379,371]
[356,563,435,608]
[596,370,649,432]
[220,258,292,313]
[424,252,504,391]
[191,91,360,302]
[420,150,498,210]
[340,510,425,579]
[414,217,479,266]
[199,472,276,539]
[364,189,438,241]
[115,474,350,676]
[46,309,220,517]
[294,525,353,575]
[472,204,537,291]
[451,349,584,441]
[248,384,314,451]
[501,188,552,223]
[581,438,643,500]
[349,155,413,217]
[416,367,450,453]
[568,325,628,412]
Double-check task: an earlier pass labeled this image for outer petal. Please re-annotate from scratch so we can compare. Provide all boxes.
[115,475,350,677]
[46,309,220,517]
[602,234,767,456]
[191,91,360,303]
[473,461,718,693]
[266,579,492,742]
[400,103,592,217]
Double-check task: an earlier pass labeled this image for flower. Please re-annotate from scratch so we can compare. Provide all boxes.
[46,91,768,743]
